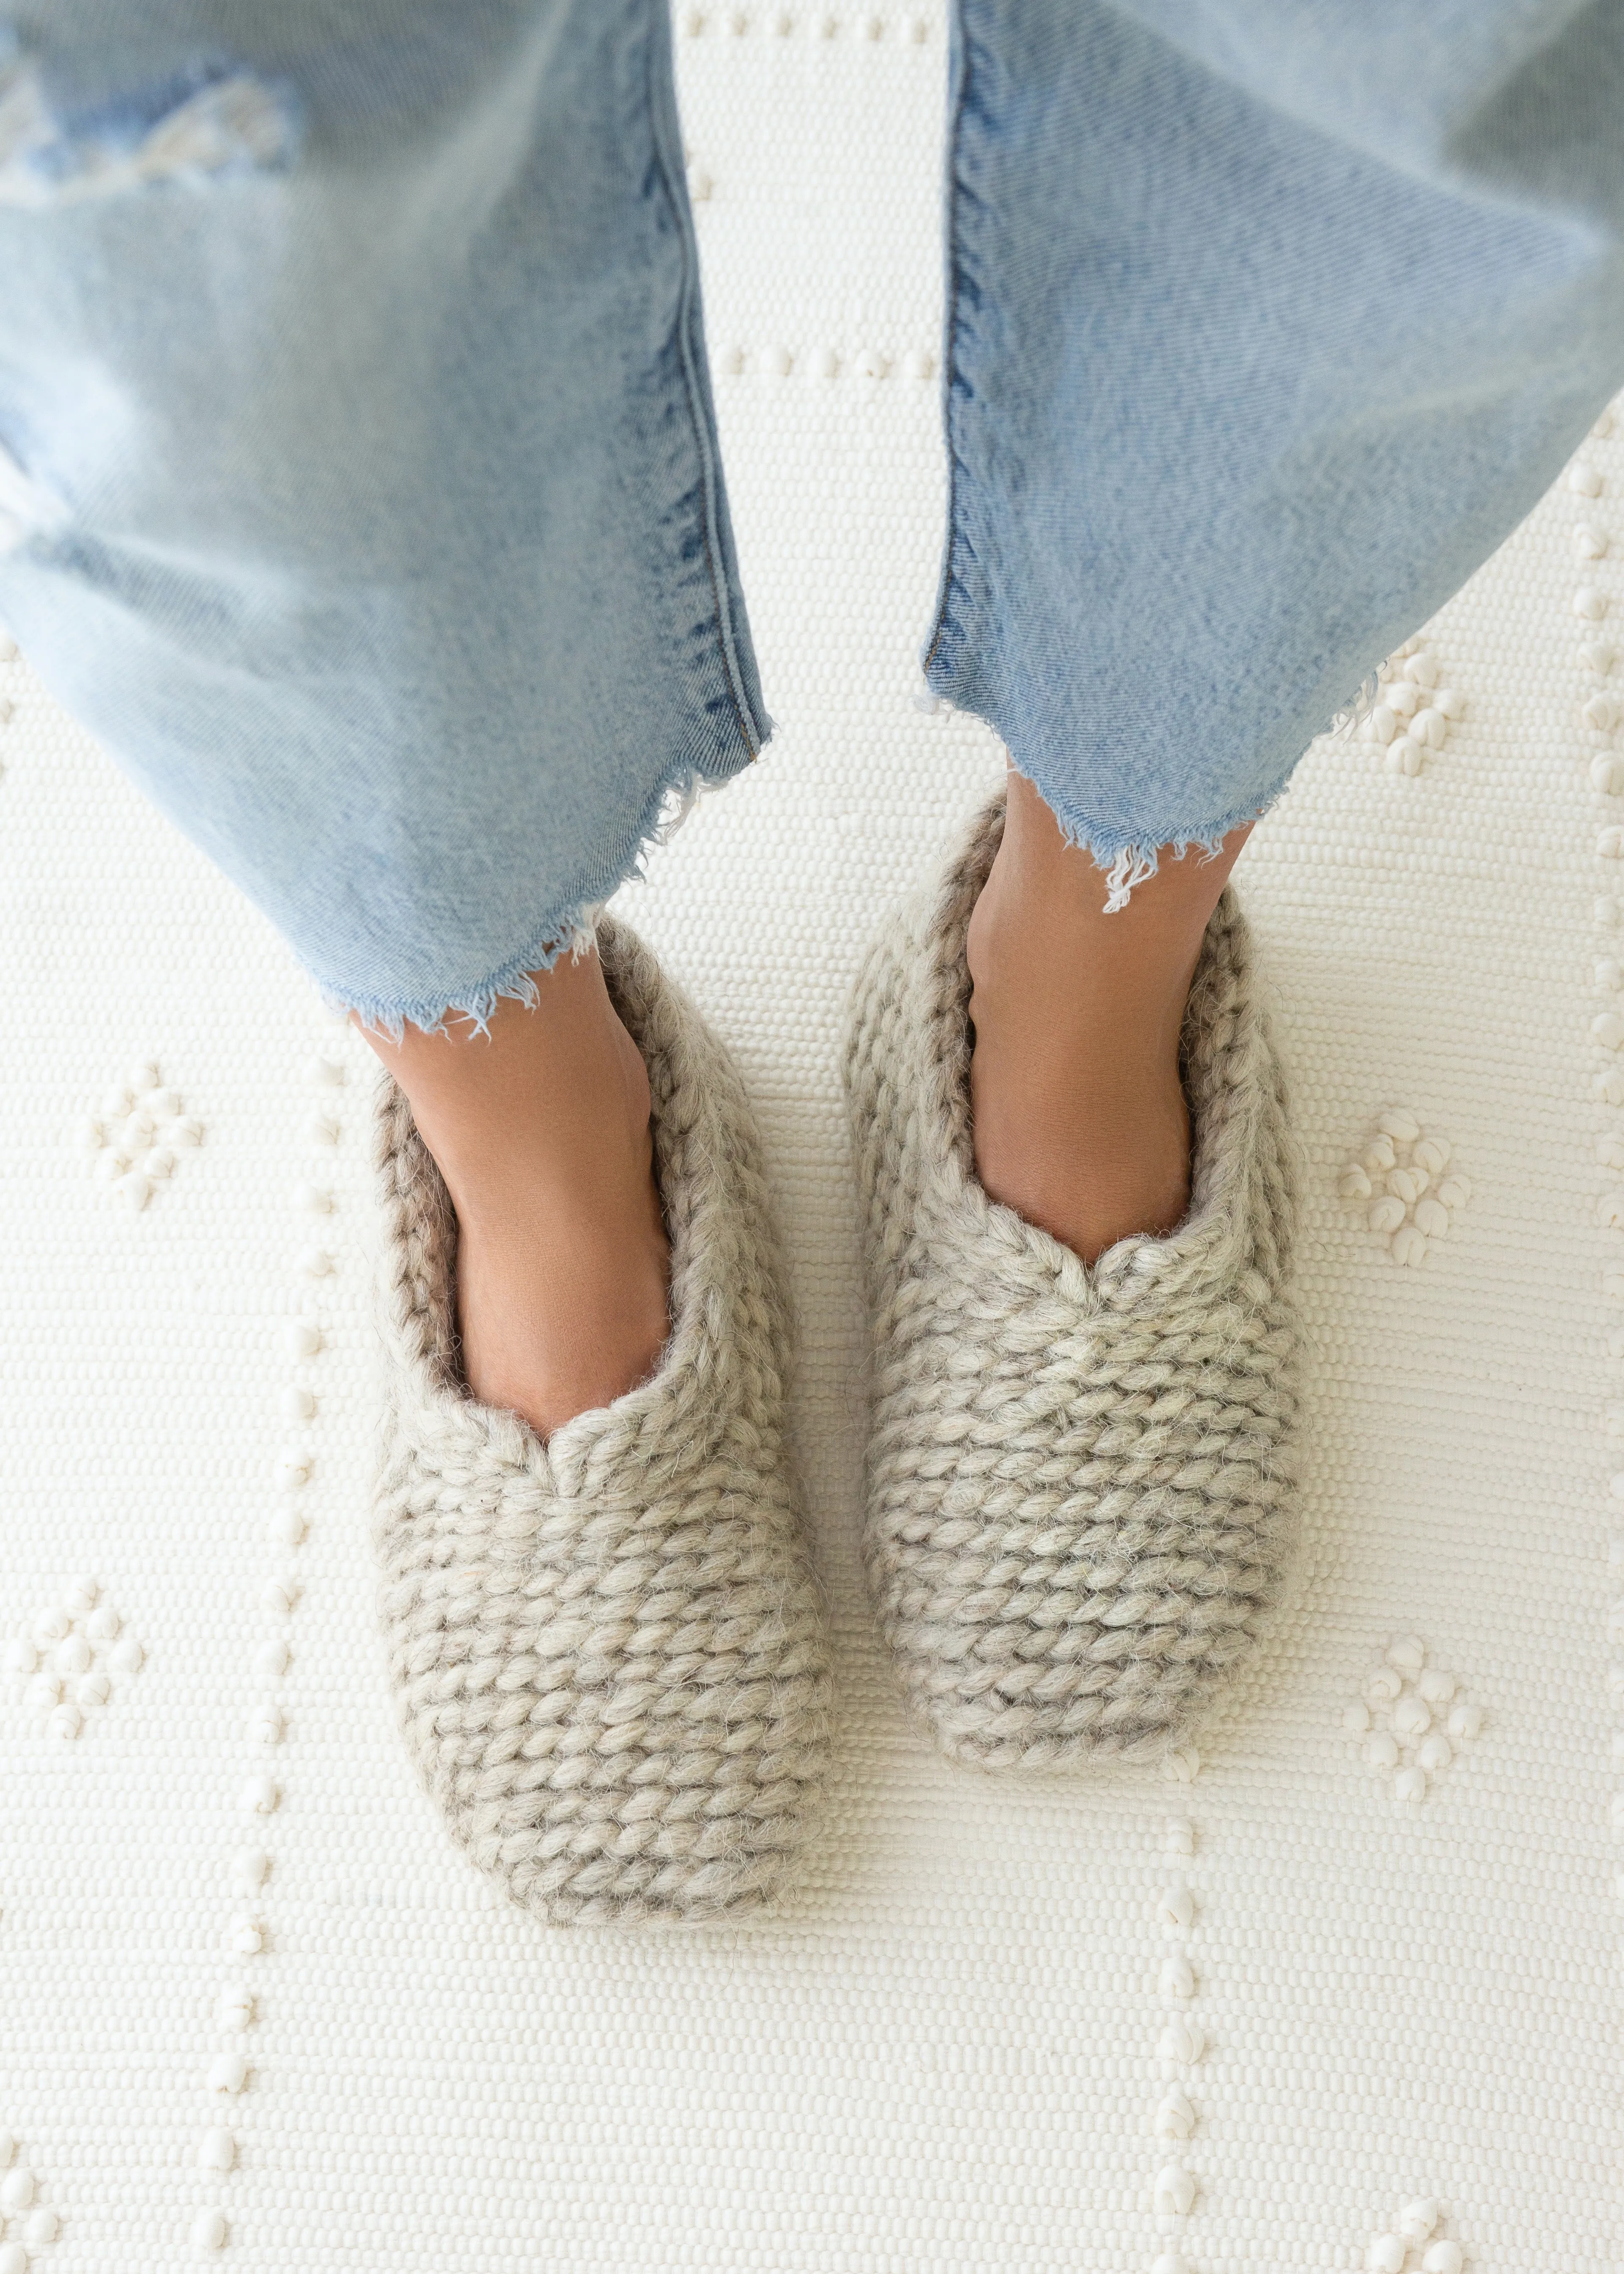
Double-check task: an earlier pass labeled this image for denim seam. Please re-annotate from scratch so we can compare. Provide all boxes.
[920,0,972,684]
[645,6,761,761]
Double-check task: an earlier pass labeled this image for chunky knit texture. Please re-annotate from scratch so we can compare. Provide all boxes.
[373,916,832,1923]
[845,793,1302,1770]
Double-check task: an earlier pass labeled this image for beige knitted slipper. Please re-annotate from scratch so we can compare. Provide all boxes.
[373,916,831,1923]
[844,791,1301,1771]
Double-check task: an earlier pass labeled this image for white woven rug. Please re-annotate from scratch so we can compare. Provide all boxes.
[3,11,1621,2269]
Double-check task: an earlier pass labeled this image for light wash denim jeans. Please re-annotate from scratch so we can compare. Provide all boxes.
[1,3,1622,1029]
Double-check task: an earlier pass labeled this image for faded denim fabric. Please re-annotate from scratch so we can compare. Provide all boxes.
[928,0,1624,897]
[0,0,763,1030]
[0,3,1622,1023]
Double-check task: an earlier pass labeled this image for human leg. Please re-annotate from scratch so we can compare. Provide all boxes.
[363,952,669,1439]
[968,772,1250,1262]
[0,7,835,1909]
[0,0,761,1430]
[844,0,1624,1768]
[936,0,1624,1257]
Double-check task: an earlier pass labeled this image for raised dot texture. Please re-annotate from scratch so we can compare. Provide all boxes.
[191,2208,228,2251]
[1154,2088,1196,2140]
[1160,1954,1196,2000]
[1154,2164,1195,2216]
[1156,1881,1194,1932]
[208,2050,248,2093]
[231,1847,271,1893]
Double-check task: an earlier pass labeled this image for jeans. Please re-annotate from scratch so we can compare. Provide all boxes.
[0,2,1621,1031]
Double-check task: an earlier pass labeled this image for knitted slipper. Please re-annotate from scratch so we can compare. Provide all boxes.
[373,916,831,1923]
[844,791,1301,1771]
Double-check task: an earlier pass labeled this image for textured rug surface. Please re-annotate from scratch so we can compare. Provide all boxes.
[2,11,1622,2269]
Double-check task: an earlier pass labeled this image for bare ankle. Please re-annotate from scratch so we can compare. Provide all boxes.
[358,951,650,1199]
[355,948,671,1437]
[966,770,1251,1263]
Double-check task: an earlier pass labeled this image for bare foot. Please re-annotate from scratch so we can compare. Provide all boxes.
[967,769,1251,1265]
[359,948,670,1439]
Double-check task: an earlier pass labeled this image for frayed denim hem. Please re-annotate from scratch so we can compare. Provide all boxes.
[323,754,732,1043]
[1328,665,1386,739]
[1003,757,1295,914]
